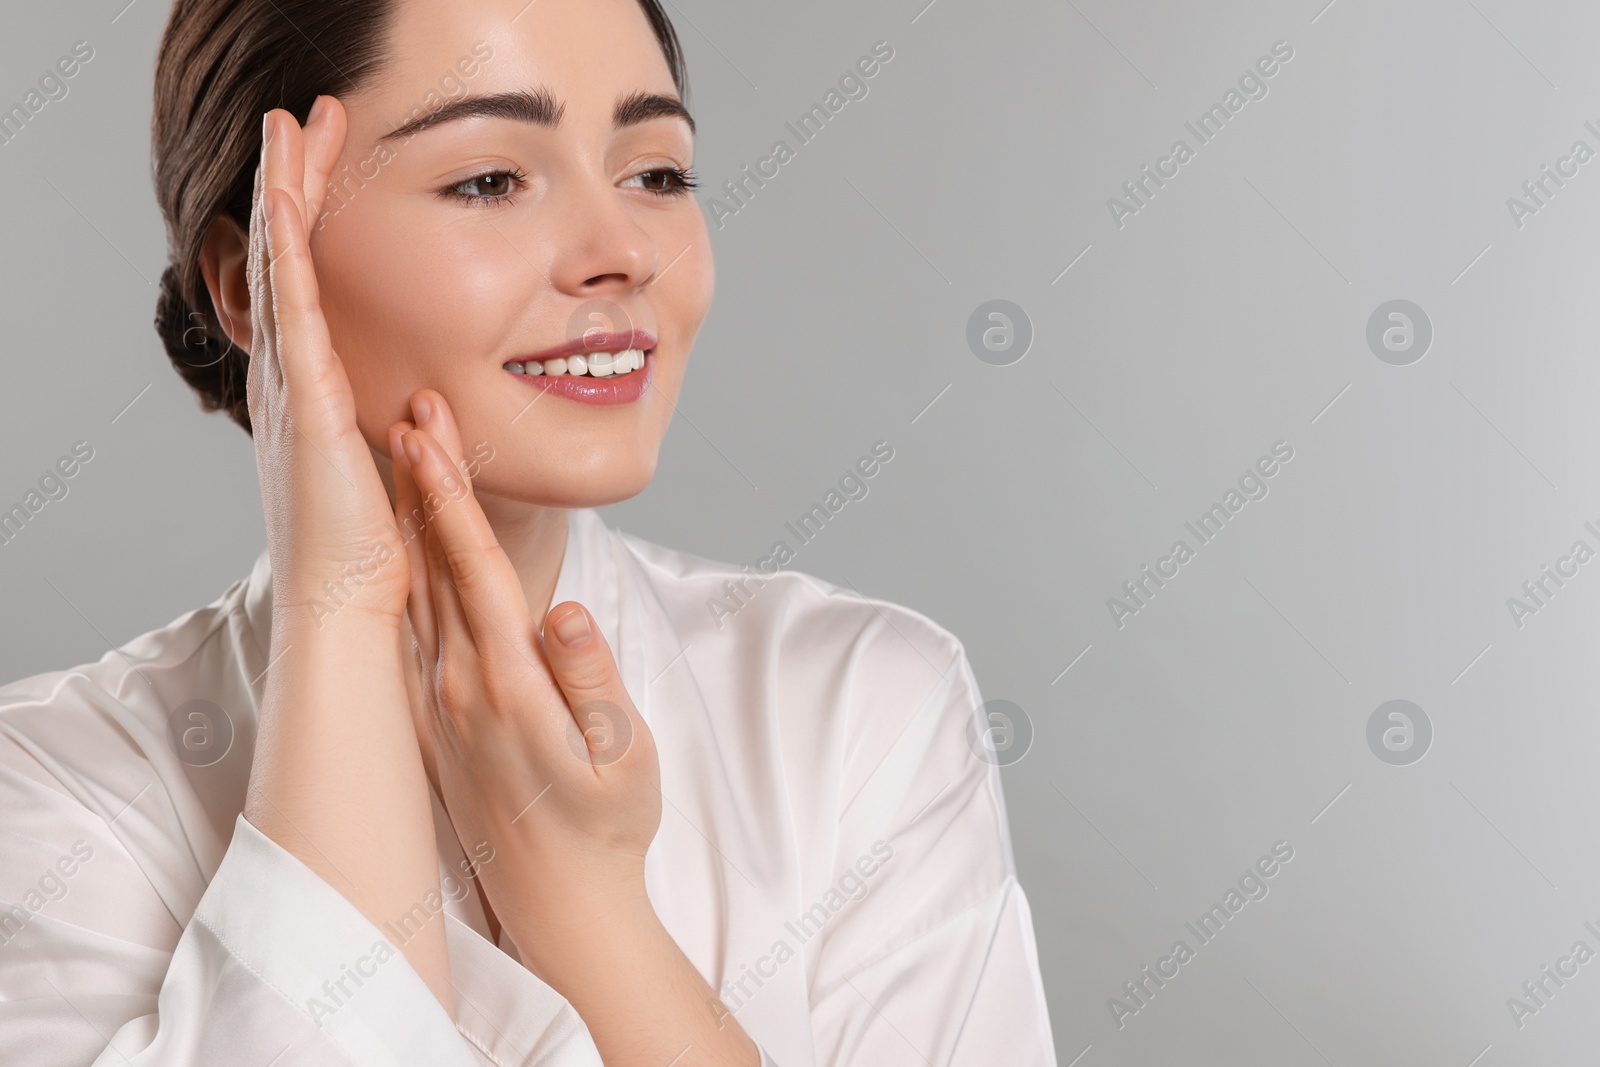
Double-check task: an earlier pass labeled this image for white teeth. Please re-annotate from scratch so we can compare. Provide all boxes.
[509,349,648,378]
[602,348,644,372]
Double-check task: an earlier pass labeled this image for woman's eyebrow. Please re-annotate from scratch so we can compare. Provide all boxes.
[380,88,695,142]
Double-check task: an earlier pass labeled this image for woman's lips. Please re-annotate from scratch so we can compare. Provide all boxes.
[506,350,654,406]
[517,329,657,364]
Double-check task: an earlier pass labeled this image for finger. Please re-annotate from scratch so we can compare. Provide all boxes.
[263,105,313,236]
[542,602,649,770]
[258,109,361,452]
[420,505,478,686]
[247,118,276,368]
[408,389,468,482]
[301,95,348,225]
[390,420,437,664]
[262,183,343,402]
[245,154,273,409]
[404,439,475,676]
[401,427,534,664]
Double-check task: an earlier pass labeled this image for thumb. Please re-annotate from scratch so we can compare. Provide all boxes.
[542,602,645,769]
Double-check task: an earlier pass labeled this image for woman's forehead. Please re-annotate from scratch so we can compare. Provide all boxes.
[381,0,673,87]
[348,0,679,133]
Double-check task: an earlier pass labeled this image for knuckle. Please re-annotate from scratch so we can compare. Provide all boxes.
[436,665,474,714]
[561,654,615,694]
[423,524,449,569]
[442,541,485,585]
[566,698,635,767]
[269,249,317,302]
[615,729,656,774]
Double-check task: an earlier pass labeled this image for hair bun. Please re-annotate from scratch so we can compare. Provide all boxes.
[154,263,252,434]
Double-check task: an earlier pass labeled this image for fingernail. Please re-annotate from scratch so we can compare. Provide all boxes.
[551,608,591,648]
[402,432,422,466]
[411,394,432,424]
[307,96,327,127]
[262,111,276,146]
[262,191,276,223]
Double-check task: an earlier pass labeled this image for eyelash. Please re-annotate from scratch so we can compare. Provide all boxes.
[438,165,700,207]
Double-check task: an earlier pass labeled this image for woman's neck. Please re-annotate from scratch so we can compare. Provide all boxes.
[376,447,572,629]
[477,494,571,629]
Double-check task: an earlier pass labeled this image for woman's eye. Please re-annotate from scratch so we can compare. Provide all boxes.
[441,166,697,206]
[626,167,700,198]
[442,169,525,206]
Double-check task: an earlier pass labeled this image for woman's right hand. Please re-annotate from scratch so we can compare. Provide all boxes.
[246,98,411,625]
[241,99,457,1015]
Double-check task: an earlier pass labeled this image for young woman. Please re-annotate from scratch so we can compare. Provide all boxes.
[0,0,1055,1063]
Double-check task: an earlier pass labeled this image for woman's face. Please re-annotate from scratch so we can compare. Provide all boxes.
[311,0,712,508]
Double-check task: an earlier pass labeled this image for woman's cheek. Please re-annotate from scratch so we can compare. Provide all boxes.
[668,223,714,342]
[376,241,504,352]
[332,224,524,384]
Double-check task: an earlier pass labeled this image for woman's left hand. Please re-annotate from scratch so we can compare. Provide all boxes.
[387,390,662,952]
[388,389,760,1066]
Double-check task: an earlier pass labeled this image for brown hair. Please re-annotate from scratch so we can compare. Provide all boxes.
[151,0,688,436]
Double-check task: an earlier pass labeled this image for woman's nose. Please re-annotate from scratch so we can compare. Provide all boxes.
[542,176,660,297]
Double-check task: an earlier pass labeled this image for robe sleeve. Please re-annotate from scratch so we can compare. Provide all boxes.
[0,728,492,1066]
[0,672,795,1067]
[805,637,1057,1065]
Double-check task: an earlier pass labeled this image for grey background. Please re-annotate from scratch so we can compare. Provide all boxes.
[4,0,1599,1063]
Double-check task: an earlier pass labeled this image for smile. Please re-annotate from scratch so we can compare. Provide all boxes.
[501,328,657,406]
[503,349,655,406]
[503,348,647,378]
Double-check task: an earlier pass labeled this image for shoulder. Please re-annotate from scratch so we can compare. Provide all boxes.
[609,525,978,794]
[612,524,968,681]
[0,571,257,791]
[0,571,261,961]
[606,528,1020,956]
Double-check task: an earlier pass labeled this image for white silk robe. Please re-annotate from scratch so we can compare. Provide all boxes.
[0,507,1056,1065]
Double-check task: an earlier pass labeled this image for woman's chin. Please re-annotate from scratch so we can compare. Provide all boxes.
[479,456,659,510]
